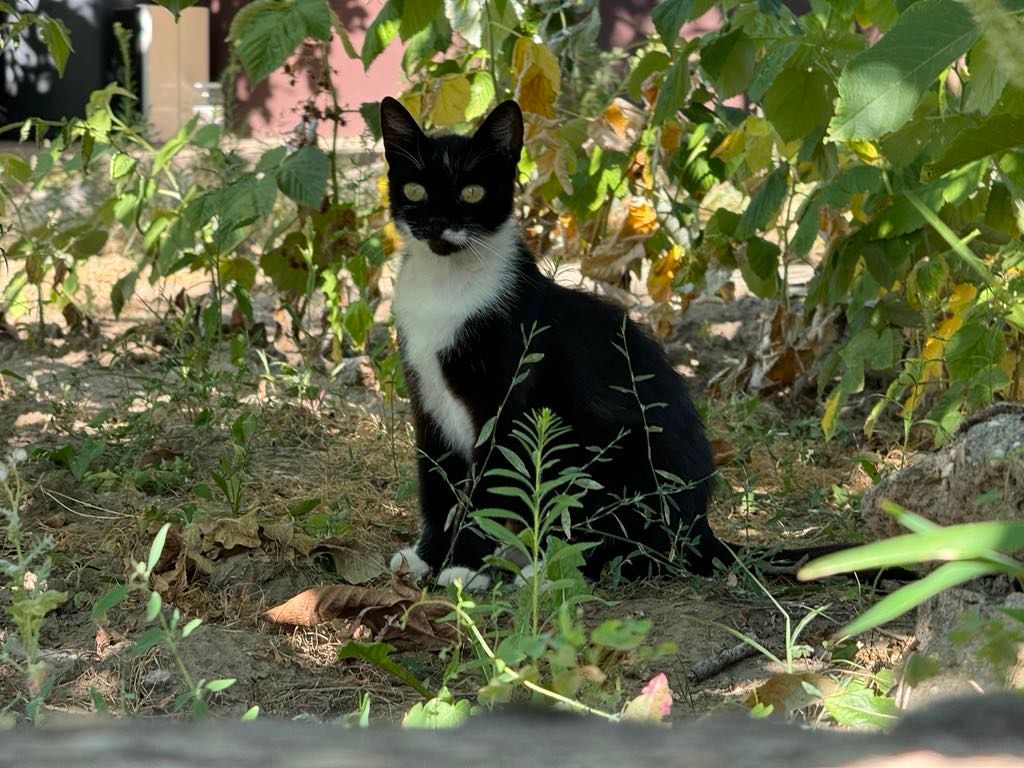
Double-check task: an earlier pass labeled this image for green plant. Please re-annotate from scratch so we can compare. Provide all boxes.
[800,502,1024,637]
[0,447,68,722]
[92,523,256,719]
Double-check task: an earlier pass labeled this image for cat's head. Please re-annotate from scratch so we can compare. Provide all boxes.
[379,97,523,257]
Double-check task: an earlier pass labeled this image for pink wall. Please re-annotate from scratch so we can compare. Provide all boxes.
[209,0,406,139]
[208,0,732,140]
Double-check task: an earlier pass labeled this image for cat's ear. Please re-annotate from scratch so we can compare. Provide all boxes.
[472,100,524,160]
[380,97,425,164]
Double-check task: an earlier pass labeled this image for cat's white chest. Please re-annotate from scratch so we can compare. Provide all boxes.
[393,226,516,459]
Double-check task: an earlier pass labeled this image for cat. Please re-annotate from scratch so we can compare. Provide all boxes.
[378,96,738,591]
[378,97,892,591]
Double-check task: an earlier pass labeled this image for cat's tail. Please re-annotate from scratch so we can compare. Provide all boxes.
[719,540,920,584]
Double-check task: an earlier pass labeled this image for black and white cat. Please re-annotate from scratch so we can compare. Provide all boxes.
[380,96,738,590]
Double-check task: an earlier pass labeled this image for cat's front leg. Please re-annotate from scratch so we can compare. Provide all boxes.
[390,420,470,580]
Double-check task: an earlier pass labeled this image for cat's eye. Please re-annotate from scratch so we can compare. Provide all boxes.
[403,182,427,202]
[460,185,486,204]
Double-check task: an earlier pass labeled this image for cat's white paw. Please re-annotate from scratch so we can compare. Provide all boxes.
[436,566,492,591]
[513,562,551,590]
[390,546,430,579]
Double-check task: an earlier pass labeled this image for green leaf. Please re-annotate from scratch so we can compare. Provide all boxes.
[829,0,980,140]
[650,0,714,48]
[343,299,374,349]
[361,0,402,71]
[40,17,73,77]
[626,51,671,100]
[242,705,260,721]
[338,642,433,698]
[496,445,528,476]
[824,686,898,729]
[204,678,237,693]
[964,35,1009,114]
[154,0,200,20]
[128,627,165,658]
[233,0,332,84]
[764,66,836,143]
[466,71,495,121]
[798,521,1024,579]
[839,560,995,637]
[652,56,690,125]
[277,147,329,208]
[399,0,440,41]
[748,40,799,102]
[182,618,203,638]
[735,163,788,240]
[92,584,130,619]
[110,152,136,179]
[700,29,756,99]
[147,523,172,575]
[402,688,472,729]
[923,113,1024,180]
[145,591,162,622]
[740,238,781,299]
[945,322,1005,380]
[402,17,451,76]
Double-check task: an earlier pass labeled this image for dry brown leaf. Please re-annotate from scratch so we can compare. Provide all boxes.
[138,447,181,468]
[709,438,737,466]
[263,572,459,651]
[259,517,295,549]
[199,511,262,551]
[313,538,385,585]
[745,672,836,713]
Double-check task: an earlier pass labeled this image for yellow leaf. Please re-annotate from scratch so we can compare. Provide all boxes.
[647,245,683,303]
[602,97,643,141]
[711,124,746,162]
[377,174,390,206]
[744,117,774,174]
[623,199,659,238]
[822,386,843,440]
[903,315,963,415]
[948,282,977,315]
[848,139,880,164]
[382,221,403,257]
[850,193,869,223]
[430,75,471,127]
[400,91,422,122]
[512,38,560,117]
[660,121,683,154]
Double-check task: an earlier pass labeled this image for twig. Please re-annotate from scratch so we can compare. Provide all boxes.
[688,636,761,683]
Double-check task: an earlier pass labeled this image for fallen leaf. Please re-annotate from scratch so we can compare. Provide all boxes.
[622,672,673,722]
[139,447,181,468]
[745,672,835,713]
[709,438,737,466]
[43,512,66,529]
[313,538,385,585]
[199,511,262,551]
[264,571,459,651]
[259,517,295,549]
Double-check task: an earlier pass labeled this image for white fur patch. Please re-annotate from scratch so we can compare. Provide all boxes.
[389,545,431,579]
[393,218,519,458]
[441,228,469,246]
[436,566,492,591]
[513,561,551,590]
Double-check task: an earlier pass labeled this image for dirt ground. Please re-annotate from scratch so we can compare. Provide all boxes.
[0,251,914,724]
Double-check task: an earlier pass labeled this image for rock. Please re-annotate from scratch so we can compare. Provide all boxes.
[861,406,1024,540]
[896,587,1024,711]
